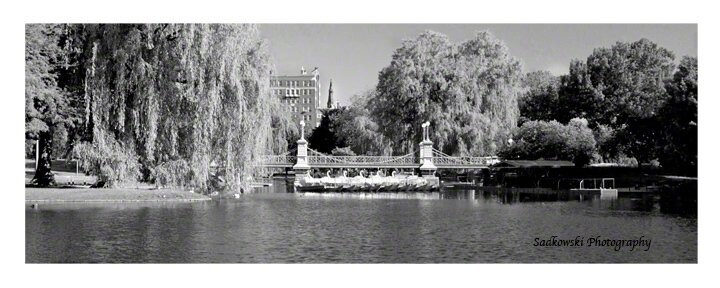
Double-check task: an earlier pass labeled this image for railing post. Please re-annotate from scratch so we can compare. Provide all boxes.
[293,121,311,185]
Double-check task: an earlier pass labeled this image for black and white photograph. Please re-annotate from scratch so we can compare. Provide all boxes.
[5,0,719,287]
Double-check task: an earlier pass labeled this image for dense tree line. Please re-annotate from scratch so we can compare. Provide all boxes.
[308,32,696,175]
[28,25,697,185]
[309,31,524,158]
[25,24,294,189]
[520,39,697,174]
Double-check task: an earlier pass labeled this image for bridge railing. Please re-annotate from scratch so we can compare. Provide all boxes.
[255,155,296,166]
[255,148,500,167]
[307,149,417,165]
[307,155,417,165]
[431,148,500,166]
[433,155,500,166]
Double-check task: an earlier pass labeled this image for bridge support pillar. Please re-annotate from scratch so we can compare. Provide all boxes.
[419,121,437,178]
[293,121,311,186]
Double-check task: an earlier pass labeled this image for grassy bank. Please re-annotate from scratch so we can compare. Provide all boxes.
[25,187,211,202]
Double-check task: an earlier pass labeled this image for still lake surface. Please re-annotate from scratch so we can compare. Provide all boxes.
[26,180,697,263]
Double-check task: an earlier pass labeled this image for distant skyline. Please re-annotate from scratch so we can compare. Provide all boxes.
[259,24,697,106]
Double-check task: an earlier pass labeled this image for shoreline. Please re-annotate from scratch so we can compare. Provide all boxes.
[25,187,212,202]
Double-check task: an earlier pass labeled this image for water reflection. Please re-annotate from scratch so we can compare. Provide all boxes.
[301,192,442,200]
[26,180,697,263]
[257,177,696,218]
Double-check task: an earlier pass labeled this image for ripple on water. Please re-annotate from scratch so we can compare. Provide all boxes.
[26,189,696,263]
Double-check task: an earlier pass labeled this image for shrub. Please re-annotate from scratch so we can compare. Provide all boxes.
[72,132,141,187]
[499,118,596,166]
[152,159,192,188]
[331,146,356,156]
[612,154,639,167]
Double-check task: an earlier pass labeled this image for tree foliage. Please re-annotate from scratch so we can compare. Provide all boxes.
[519,70,560,124]
[656,56,697,175]
[308,94,388,156]
[71,24,281,190]
[25,24,78,186]
[24,24,295,190]
[331,147,356,156]
[519,39,685,166]
[558,39,675,126]
[498,118,596,166]
[369,30,523,156]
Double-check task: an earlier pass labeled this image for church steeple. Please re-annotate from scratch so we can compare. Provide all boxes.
[327,79,335,109]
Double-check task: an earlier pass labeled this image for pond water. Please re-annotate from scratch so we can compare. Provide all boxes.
[25,180,697,263]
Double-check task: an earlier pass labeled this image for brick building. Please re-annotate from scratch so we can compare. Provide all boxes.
[270,66,322,130]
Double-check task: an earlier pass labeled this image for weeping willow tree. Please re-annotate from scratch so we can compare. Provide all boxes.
[370,30,523,156]
[72,24,281,191]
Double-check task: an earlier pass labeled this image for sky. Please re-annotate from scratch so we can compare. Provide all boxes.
[259,24,697,106]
